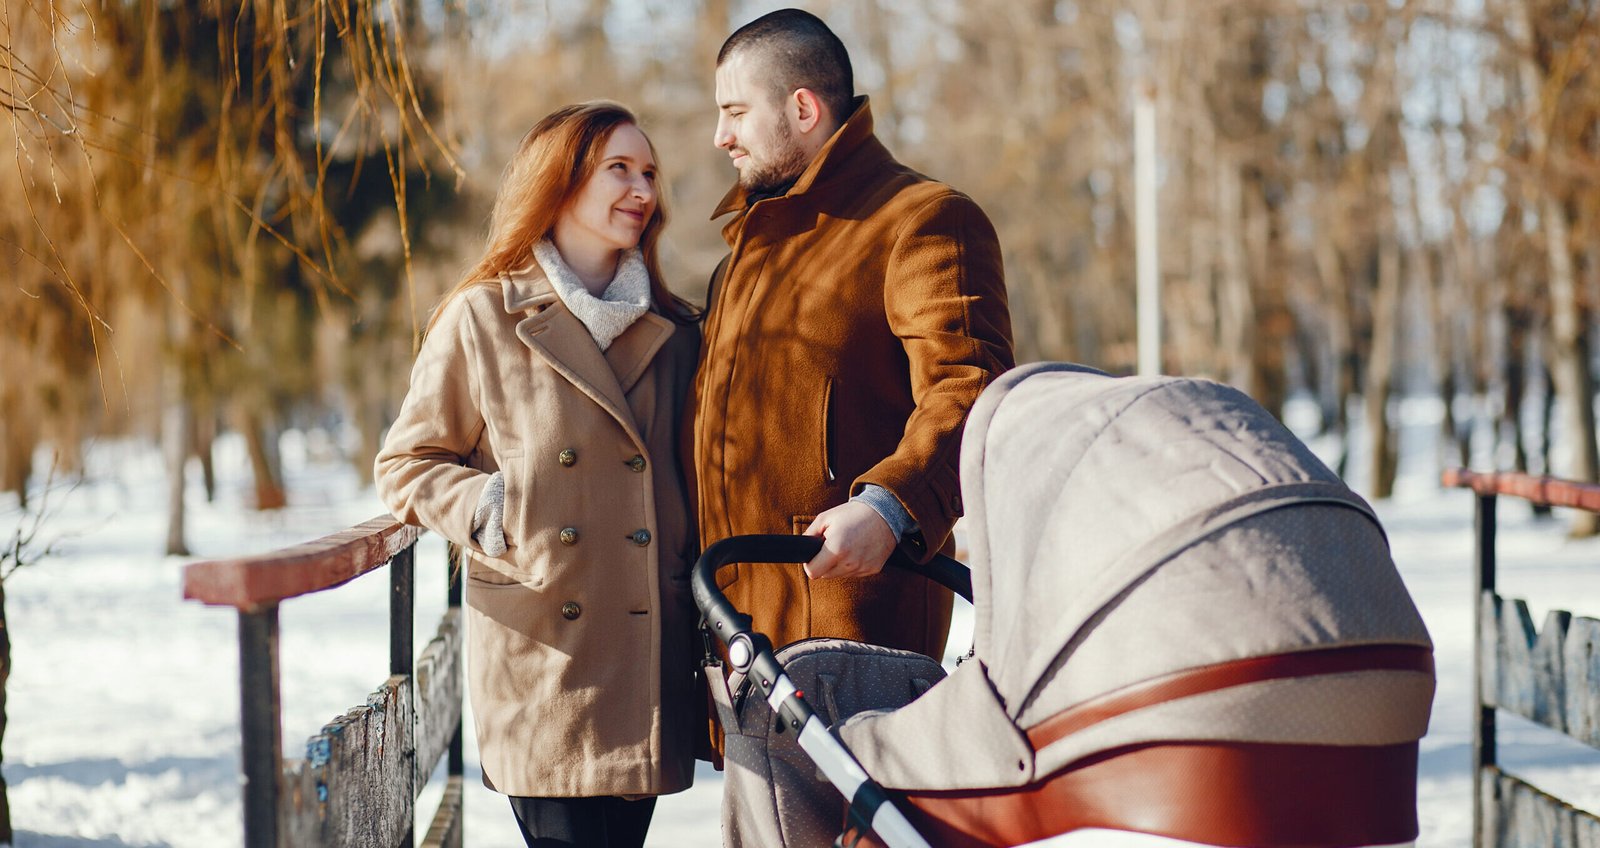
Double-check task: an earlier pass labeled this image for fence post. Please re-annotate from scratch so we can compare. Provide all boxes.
[1472,492,1497,848]
[447,544,465,781]
[239,605,282,848]
[392,544,416,848]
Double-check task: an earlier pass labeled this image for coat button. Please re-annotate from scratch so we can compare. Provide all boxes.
[558,449,577,467]
[560,527,579,546]
[561,601,582,620]
[631,529,652,546]
[627,455,647,472]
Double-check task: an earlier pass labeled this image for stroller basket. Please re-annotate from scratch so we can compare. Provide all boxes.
[692,534,968,848]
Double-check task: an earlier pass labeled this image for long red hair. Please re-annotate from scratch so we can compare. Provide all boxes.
[431,102,694,331]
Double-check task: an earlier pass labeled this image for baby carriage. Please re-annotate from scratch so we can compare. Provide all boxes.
[692,362,1435,848]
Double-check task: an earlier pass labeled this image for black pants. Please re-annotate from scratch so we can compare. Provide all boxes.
[508,795,657,848]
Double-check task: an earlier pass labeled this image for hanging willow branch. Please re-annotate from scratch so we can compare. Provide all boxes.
[1,0,464,403]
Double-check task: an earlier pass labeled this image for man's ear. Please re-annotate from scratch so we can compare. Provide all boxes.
[790,87,827,135]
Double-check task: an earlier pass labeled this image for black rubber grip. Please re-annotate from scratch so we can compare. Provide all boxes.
[690,534,972,651]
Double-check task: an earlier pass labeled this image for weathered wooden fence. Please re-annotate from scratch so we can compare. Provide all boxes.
[182,517,464,848]
[1444,468,1600,847]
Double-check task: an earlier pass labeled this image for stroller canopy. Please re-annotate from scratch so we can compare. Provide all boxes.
[840,363,1433,792]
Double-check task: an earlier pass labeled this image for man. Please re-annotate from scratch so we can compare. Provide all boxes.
[688,8,1014,659]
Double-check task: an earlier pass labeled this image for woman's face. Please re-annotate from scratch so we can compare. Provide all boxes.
[558,123,659,254]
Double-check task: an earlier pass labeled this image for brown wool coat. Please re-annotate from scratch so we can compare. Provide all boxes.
[687,97,1015,658]
[374,266,700,798]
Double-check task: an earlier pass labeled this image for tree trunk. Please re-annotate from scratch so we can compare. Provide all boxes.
[194,408,217,504]
[237,405,287,511]
[1420,238,1465,470]
[354,398,380,488]
[0,412,32,512]
[0,575,12,845]
[1245,168,1290,421]
[163,363,192,557]
[1439,366,1466,470]
[1452,206,1493,471]
[1365,231,1403,498]
[1181,107,1220,378]
[348,376,381,488]
[1217,158,1254,394]
[1535,191,1598,533]
[866,1,900,147]
[1512,0,1600,535]
[1312,234,1357,476]
[1293,318,1328,435]
[1503,310,1533,476]
[1535,364,1556,518]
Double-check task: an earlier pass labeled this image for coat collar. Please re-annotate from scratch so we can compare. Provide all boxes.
[500,265,676,448]
[712,96,882,220]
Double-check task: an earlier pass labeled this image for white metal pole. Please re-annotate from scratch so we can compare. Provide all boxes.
[1135,81,1161,377]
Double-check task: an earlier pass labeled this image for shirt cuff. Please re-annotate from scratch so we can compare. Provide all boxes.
[851,484,915,540]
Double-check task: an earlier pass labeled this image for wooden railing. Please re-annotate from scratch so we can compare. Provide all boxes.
[1443,468,1600,847]
[183,516,464,848]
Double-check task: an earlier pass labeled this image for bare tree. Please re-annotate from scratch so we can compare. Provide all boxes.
[0,458,68,844]
[1505,0,1600,533]
[2,0,464,548]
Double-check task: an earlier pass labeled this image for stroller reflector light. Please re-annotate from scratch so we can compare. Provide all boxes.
[766,675,799,711]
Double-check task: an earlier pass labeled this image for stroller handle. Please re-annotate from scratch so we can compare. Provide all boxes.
[690,534,953,848]
[690,534,972,651]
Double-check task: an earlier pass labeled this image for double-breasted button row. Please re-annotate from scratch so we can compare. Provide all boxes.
[562,449,647,472]
[561,527,650,546]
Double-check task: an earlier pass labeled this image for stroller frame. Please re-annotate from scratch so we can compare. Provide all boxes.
[693,534,971,848]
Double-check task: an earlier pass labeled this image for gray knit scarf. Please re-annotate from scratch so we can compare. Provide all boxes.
[533,239,651,351]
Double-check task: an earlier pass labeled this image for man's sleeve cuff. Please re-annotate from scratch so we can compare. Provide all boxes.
[851,484,916,539]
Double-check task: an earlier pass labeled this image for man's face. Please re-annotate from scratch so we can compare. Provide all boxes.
[714,51,811,194]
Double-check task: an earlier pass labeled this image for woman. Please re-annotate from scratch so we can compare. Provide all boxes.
[374,102,701,848]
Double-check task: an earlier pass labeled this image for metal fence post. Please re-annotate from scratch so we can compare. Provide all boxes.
[239,605,282,848]
[447,543,465,781]
[1473,492,1497,848]
[392,544,416,848]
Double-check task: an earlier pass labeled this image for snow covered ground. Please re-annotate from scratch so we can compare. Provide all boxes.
[5,397,1600,847]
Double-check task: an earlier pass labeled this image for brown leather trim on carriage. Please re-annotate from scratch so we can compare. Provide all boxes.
[1026,643,1436,750]
[852,740,1420,848]
[846,645,1434,847]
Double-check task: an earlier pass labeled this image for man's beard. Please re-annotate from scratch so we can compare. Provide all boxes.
[738,120,810,194]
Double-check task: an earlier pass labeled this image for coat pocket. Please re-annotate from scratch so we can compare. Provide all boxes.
[819,378,836,483]
[465,551,522,587]
[499,451,527,550]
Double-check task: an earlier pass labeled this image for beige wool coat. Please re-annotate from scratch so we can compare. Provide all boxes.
[374,264,701,798]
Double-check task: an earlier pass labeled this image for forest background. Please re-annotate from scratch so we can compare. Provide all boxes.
[6,0,1600,842]
[8,0,1600,541]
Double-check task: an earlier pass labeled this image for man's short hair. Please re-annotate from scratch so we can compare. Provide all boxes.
[717,9,855,124]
